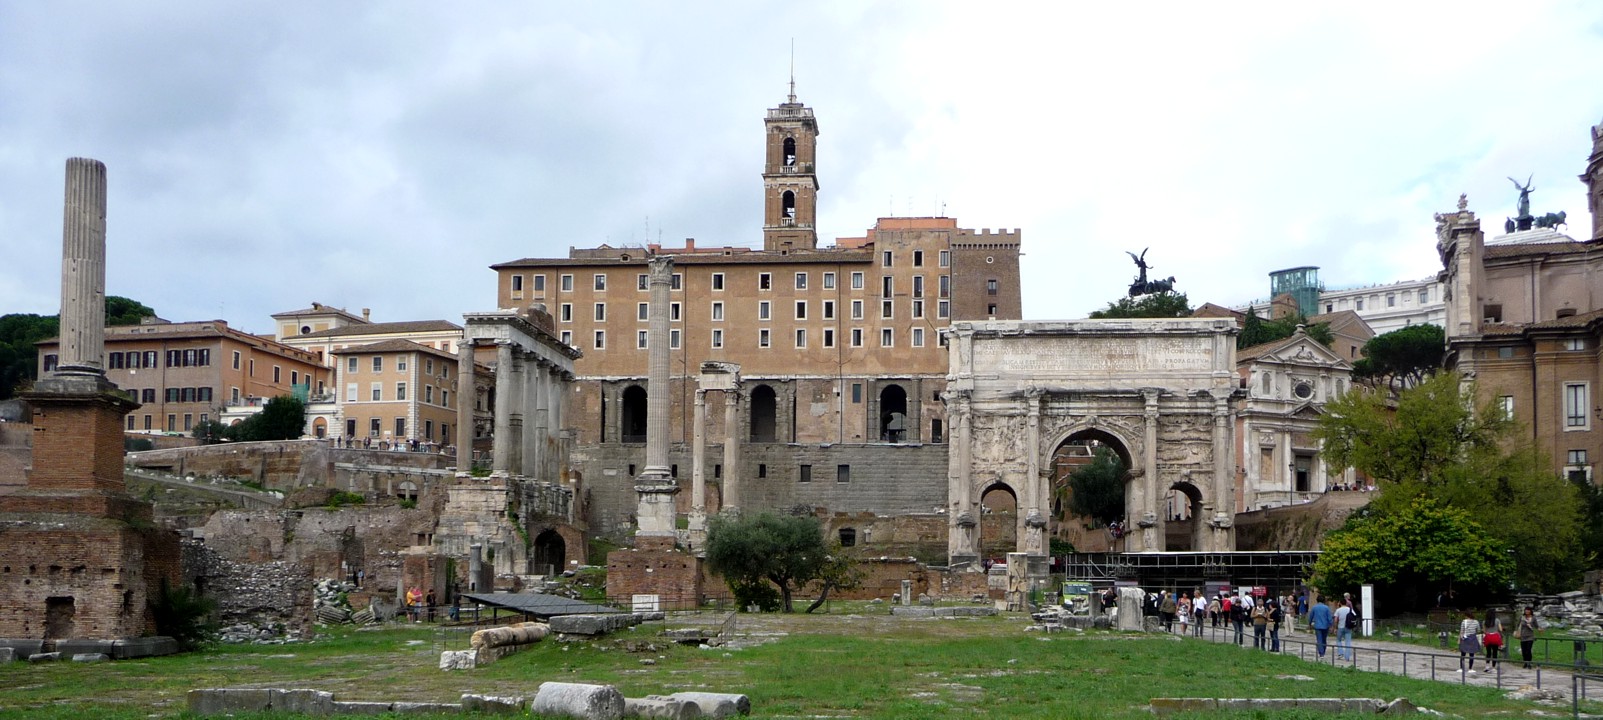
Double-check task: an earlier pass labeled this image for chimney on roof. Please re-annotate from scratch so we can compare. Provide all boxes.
[362,308,371,322]
[685,238,695,251]
[312,302,322,310]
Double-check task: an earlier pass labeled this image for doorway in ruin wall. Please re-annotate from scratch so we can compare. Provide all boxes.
[44,596,75,638]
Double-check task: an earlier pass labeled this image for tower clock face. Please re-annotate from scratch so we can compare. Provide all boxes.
[1293,381,1314,400]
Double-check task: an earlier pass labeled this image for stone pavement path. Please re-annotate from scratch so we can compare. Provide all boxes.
[1171,621,1579,697]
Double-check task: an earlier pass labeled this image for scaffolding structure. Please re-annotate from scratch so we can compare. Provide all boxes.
[1061,551,1319,594]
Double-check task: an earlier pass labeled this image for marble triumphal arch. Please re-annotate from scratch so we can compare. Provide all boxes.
[944,319,1243,572]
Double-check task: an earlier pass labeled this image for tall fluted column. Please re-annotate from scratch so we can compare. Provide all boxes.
[722,388,741,511]
[57,158,108,375]
[492,343,514,473]
[521,355,541,477]
[1139,389,1161,551]
[689,387,708,547]
[1022,391,1045,558]
[634,256,679,547]
[456,340,476,471]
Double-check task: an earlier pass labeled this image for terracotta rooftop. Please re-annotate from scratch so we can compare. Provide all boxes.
[293,320,461,339]
[271,303,368,321]
[329,339,458,361]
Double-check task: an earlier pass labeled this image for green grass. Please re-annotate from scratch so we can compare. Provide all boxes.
[0,615,1588,719]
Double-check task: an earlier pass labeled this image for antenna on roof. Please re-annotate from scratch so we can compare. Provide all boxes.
[788,39,796,103]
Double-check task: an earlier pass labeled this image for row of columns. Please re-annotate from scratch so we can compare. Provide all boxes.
[688,385,745,546]
[454,339,569,480]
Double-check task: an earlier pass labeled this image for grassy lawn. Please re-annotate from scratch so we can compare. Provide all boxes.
[0,609,1584,719]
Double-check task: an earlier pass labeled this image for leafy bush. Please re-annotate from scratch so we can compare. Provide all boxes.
[730,578,782,612]
[326,491,366,507]
[151,579,216,651]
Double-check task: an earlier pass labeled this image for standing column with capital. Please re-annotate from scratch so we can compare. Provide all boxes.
[721,387,742,512]
[56,158,108,375]
[634,256,679,546]
[492,343,515,474]
[1139,389,1161,551]
[946,389,979,568]
[1210,391,1236,550]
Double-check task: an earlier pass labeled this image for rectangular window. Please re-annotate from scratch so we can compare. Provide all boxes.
[143,388,155,403]
[913,275,925,298]
[372,356,383,372]
[823,272,835,289]
[913,250,924,267]
[669,329,681,349]
[637,330,648,349]
[759,329,771,348]
[1387,294,1396,307]
[823,328,835,347]
[823,300,835,319]
[881,300,893,319]
[712,329,724,348]
[167,414,176,432]
[1565,383,1590,428]
[594,331,606,349]
[637,273,648,291]
[594,303,606,322]
[424,420,433,440]
[512,274,524,292]
[560,274,573,292]
[396,382,407,401]
[1566,338,1586,351]
[939,249,950,267]
[1570,450,1590,465]
[852,383,862,403]
[347,356,358,373]
[249,359,255,376]
[227,388,237,404]
[560,303,573,322]
[370,418,381,437]
[986,278,999,295]
[987,303,998,315]
[672,273,682,290]
[938,300,950,319]
[711,273,725,291]
[560,330,573,346]
[940,275,951,298]
[180,387,195,403]
[146,350,158,368]
[126,415,134,431]
[799,464,813,483]
[758,272,772,290]
[851,300,864,320]
[851,328,863,347]
[795,301,807,320]
[425,358,433,375]
[144,414,152,430]
[1499,395,1514,419]
[711,301,724,321]
[882,276,893,297]
[795,329,806,348]
[881,328,894,347]
[912,300,924,318]
[273,366,282,383]
[395,357,406,371]
[851,272,864,289]
[395,417,406,438]
[795,272,808,290]
[671,302,681,321]
[1355,298,1364,311]
[533,274,545,292]
[758,301,771,320]
[183,414,193,431]
[593,274,607,291]
[1498,346,1515,359]
[232,351,241,370]
[912,328,925,347]
[371,383,382,401]
[425,385,434,404]
[637,302,648,321]
[882,250,893,267]
[1419,288,1428,304]
[442,390,449,407]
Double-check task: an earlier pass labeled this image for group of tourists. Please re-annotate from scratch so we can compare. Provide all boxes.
[1457,607,1540,673]
[1147,590,1293,652]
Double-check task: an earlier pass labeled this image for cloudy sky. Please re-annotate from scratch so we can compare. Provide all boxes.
[2,3,1600,333]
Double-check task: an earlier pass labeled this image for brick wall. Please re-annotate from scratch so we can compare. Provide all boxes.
[605,549,704,609]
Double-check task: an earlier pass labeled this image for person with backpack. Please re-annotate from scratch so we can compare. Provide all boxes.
[1251,600,1269,649]
[1159,592,1178,632]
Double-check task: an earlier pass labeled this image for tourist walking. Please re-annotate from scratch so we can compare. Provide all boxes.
[1333,598,1354,660]
[1309,595,1333,658]
[1192,594,1207,636]
[1231,595,1247,645]
[1516,606,1539,668]
[1458,609,1482,673]
[1160,592,1178,632]
[1208,595,1222,628]
[1177,593,1191,636]
[1251,600,1269,649]
[1482,609,1504,669]
[1268,600,1283,652]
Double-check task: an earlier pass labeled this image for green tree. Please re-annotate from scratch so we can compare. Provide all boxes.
[1237,312,1333,350]
[1312,497,1512,606]
[105,296,156,326]
[804,546,863,614]
[1060,447,1126,525]
[1088,291,1192,319]
[192,420,228,445]
[1352,324,1444,390]
[705,512,830,613]
[222,396,305,442]
[1315,373,1583,592]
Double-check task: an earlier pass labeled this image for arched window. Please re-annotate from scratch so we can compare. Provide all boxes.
[782,191,796,220]
[783,137,797,166]
[749,385,777,442]
[621,385,648,443]
[533,529,565,576]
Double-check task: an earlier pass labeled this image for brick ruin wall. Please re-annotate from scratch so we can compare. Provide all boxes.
[0,521,180,641]
[126,440,454,494]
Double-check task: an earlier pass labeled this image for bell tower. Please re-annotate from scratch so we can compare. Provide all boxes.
[762,79,820,250]
[1583,116,1603,241]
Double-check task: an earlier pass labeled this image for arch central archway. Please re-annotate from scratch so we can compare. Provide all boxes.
[1050,428,1133,552]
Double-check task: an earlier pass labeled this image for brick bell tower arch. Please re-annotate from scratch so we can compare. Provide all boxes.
[945,319,1242,575]
[762,79,819,251]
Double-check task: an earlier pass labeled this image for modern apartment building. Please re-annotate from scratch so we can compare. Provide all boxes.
[329,339,467,447]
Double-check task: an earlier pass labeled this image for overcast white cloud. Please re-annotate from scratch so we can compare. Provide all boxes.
[2,2,1600,332]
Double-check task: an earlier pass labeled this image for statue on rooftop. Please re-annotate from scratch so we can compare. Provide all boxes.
[1509,175,1533,219]
[1126,248,1177,297]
